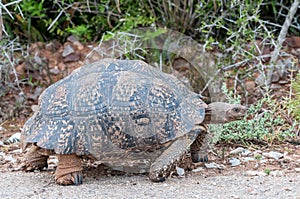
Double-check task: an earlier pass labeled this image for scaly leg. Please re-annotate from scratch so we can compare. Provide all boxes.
[148,125,206,182]
[23,144,49,171]
[190,128,209,163]
[54,154,83,186]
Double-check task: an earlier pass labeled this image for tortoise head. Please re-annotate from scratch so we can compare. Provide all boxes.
[203,102,247,124]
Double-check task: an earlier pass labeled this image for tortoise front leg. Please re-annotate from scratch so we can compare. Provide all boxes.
[55,154,83,186]
[148,125,207,182]
[190,130,209,163]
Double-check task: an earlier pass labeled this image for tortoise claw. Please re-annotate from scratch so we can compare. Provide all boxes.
[55,171,83,186]
[191,154,208,163]
[73,172,83,185]
[148,170,166,182]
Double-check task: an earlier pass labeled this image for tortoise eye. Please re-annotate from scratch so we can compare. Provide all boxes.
[233,107,240,112]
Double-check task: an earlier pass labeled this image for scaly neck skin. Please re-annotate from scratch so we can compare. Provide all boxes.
[203,102,247,124]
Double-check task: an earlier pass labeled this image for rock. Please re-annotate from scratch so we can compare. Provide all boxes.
[49,67,61,75]
[63,52,80,63]
[176,166,185,177]
[3,132,21,144]
[62,44,75,57]
[245,81,256,92]
[73,41,84,51]
[192,167,204,172]
[271,71,280,83]
[0,152,16,163]
[262,151,284,160]
[255,74,266,86]
[67,35,79,42]
[242,157,255,162]
[241,150,251,157]
[27,87,43,100]
[278,80,289,84]
[45,42,56,51]
[270,170,284,177]
[34,53,44,65]
[11,149,21,154]
[0,126,6,132]
[31,105,39,112]
[0,141,4,146]
[5,155,16,163]
[205,163,226,170]
[244,170,267,177]
[294,168,300,172]
[230,147,246,155]
[229,158,241,167]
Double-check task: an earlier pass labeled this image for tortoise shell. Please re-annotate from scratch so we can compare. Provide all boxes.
[22,59,207,172]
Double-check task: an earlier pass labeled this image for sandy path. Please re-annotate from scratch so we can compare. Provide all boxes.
[1,171,299,199]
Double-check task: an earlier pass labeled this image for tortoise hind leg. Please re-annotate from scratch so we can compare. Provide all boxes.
[54,154,83,186]
[23,144,49,171]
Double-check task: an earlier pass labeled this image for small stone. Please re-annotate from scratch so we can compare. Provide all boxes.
[34,53,43,65]
[229,158,241,167]
[230,147,246,155]
[49,67,61,75]
[245,81,256,92]
[255,74,266,86]
[63,53,80,63]
[62,44,75,57]
[262,151,284,160]
[5,155,16,163]
[31,105,38,112]
[192,167,204,172]
[205,162,226,170]
[260,159,268,164]
[241,150,251,157]
[45,42,56,51]
[254,150,262,155]
[4,132,21,144]
[67,35,79,42]
[270,170,284,177]
[294,168,300,172]
[243,157,255,162]
[176,166,185,177]
[278,80,289,84]
[0,126,6,132]
[11,149,21,154]
[0,141,4,146]
[244,170,267,177]
[73,41,84,51]
[27,87,43,100]
[271,71,280,83]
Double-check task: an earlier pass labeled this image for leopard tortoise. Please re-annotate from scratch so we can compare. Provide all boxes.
[22,58,247,185]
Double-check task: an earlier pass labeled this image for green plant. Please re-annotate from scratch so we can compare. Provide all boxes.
[211,85,296,145]
[264,168,271,175]
[66,25,93,42]
[255,154,262,160]
[290,73,300,122]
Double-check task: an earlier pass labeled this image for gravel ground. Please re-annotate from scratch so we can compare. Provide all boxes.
[1,171,300,199]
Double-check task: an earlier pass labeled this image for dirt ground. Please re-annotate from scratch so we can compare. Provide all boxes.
[1,170,300,199]
[0,139,300,199]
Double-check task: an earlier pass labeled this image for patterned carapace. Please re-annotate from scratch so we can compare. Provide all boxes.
[22,59,207,172]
